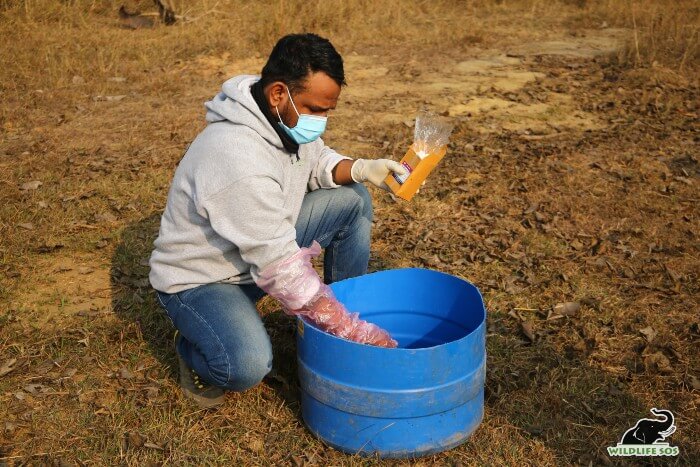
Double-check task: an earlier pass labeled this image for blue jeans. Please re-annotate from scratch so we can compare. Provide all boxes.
[155,183,373,391]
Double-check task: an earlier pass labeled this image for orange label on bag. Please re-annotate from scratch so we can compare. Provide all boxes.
[384,145,447,201]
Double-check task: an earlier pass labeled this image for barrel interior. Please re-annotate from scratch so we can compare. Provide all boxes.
[332,269,485,349]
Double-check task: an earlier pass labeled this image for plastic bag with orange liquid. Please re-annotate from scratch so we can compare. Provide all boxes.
[384,112,454,201]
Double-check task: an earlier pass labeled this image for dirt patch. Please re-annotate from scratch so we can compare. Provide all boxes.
[10,253,113,329]
[189,53,265,77]
[508,28,627,57]
[334,45,604,140]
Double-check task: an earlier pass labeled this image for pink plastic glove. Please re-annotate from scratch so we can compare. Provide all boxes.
[257,242,397,348]
[291,283,397,348]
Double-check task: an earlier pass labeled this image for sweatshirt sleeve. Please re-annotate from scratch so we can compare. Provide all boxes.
[199,175,300,282]
[307,139,352,191]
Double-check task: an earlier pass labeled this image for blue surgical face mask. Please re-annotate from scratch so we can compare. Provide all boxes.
[276,86,327,144]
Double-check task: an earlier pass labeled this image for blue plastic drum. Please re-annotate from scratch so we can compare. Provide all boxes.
[296,268,486,458]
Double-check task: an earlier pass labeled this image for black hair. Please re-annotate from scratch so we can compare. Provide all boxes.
[260,33,345,93]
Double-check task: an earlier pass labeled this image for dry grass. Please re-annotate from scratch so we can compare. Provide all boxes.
[1,0,697,99]
[1,0,699,465]
[575,0,700,75]
[0,0,484,96]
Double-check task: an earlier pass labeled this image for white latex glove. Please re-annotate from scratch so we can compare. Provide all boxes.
[350,158,407,191]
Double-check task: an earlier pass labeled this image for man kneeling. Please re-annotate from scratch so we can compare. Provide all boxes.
[149,33,403,408]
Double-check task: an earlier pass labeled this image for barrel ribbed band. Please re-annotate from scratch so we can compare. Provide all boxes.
[298,358,486,418]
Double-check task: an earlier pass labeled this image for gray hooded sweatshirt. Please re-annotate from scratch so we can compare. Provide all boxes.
[149,75,350,294]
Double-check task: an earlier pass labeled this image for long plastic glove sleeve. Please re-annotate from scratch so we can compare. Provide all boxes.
[257,241,398,348]
[351,159,408,191]
[298,283,398,348]
[256,242,323,312]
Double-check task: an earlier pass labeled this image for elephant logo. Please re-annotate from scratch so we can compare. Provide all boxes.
[608,408,679,457]
[620,408,676,444]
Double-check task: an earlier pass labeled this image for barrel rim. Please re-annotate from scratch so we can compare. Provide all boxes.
[302,267,486,351]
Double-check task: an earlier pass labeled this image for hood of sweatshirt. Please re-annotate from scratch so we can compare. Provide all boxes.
[204,75,285,151]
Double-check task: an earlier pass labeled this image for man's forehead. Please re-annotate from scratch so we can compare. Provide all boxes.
[297,72,341,104]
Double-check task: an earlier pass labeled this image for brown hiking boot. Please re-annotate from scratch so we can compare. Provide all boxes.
[174,331,225,409]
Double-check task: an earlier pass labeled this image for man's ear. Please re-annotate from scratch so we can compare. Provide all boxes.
[267,82,286,108]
